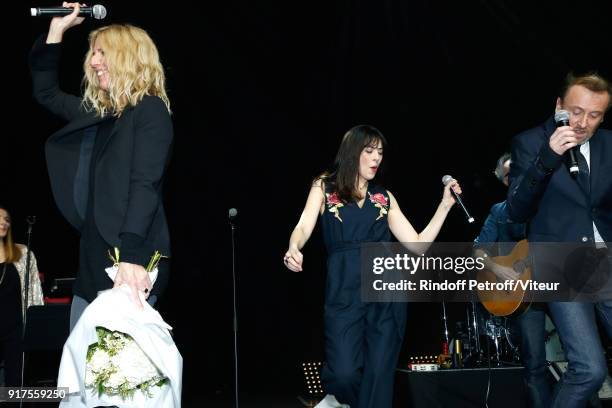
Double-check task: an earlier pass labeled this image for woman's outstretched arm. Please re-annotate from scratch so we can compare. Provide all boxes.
[388,180,460,253]
[284,180,325,272]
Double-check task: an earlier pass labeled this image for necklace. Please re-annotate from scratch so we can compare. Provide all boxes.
[0,263,6,287]
[358,182,368,200]
[357,181,368,196]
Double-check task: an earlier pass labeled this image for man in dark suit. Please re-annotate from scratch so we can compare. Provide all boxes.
[507,73,612,407]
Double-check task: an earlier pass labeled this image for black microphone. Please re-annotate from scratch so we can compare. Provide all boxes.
[554,110,579,175]
[442,175,474,223]
[30,5,107,19]
[229,208,238,223]
[26,216,37,225]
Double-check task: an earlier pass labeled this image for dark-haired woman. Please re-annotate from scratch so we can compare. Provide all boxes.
[284,125,461,408]
[0,205,44,386]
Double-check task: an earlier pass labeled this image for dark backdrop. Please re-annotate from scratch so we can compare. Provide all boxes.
[5,0,612,401]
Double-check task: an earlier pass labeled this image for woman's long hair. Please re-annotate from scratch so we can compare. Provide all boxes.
[82,24,171,117]
[319,125,387,202]
[0,205,22,263]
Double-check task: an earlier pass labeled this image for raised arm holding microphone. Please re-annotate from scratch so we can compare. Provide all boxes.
[283,125,462,408]
[507,73,612,408]
[29,3,173,329]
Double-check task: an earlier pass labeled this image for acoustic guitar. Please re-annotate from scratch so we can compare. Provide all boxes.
[476,239,531,316]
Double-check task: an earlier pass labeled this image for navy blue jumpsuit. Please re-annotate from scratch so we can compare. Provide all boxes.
[320,183,407,408]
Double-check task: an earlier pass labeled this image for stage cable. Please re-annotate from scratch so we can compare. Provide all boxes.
[485,328,491,408]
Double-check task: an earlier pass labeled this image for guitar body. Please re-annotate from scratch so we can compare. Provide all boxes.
[476,239,531,317]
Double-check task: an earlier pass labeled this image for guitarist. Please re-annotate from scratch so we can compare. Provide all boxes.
[474,153,551,408]
[507,73,612,408]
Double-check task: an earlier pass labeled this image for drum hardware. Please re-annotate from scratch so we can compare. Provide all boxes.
[458,303,519,367]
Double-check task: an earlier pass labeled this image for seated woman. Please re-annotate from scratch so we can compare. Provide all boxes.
[0,204,44,386]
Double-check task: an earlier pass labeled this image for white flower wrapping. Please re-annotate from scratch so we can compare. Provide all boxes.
[104,264,159,289]
[58,265,182,408]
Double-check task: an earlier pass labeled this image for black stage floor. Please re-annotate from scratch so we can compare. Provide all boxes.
[5,358,612,407]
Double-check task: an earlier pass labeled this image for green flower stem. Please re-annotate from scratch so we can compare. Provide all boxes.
[108,248,168,272]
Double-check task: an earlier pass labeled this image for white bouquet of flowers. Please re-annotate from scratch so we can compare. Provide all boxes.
[58,249,182,408]
[85,327,168,399]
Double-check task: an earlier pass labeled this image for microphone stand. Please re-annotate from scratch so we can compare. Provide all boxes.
[470,300,482,366]
[20,216,36,406]
[441,301,450,352]
[229,210,239,408]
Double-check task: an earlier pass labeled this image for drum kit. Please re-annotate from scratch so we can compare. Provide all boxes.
[444,301,521,367]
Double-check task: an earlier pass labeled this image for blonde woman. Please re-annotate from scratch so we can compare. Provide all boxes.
[29,2,173,329]
[0,205,44,386]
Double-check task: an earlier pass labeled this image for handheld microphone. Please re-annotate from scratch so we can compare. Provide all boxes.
[30,5,107,19]
[554,110,579,175]
[442,175,474,223]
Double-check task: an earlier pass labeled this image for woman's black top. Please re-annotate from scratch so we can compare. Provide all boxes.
[0,262,22,336]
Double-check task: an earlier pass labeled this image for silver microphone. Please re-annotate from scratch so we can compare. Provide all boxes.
[30,4,107,20]
[442,175,474,223]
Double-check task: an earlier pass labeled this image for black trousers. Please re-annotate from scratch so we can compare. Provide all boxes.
[0,326,23,386]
